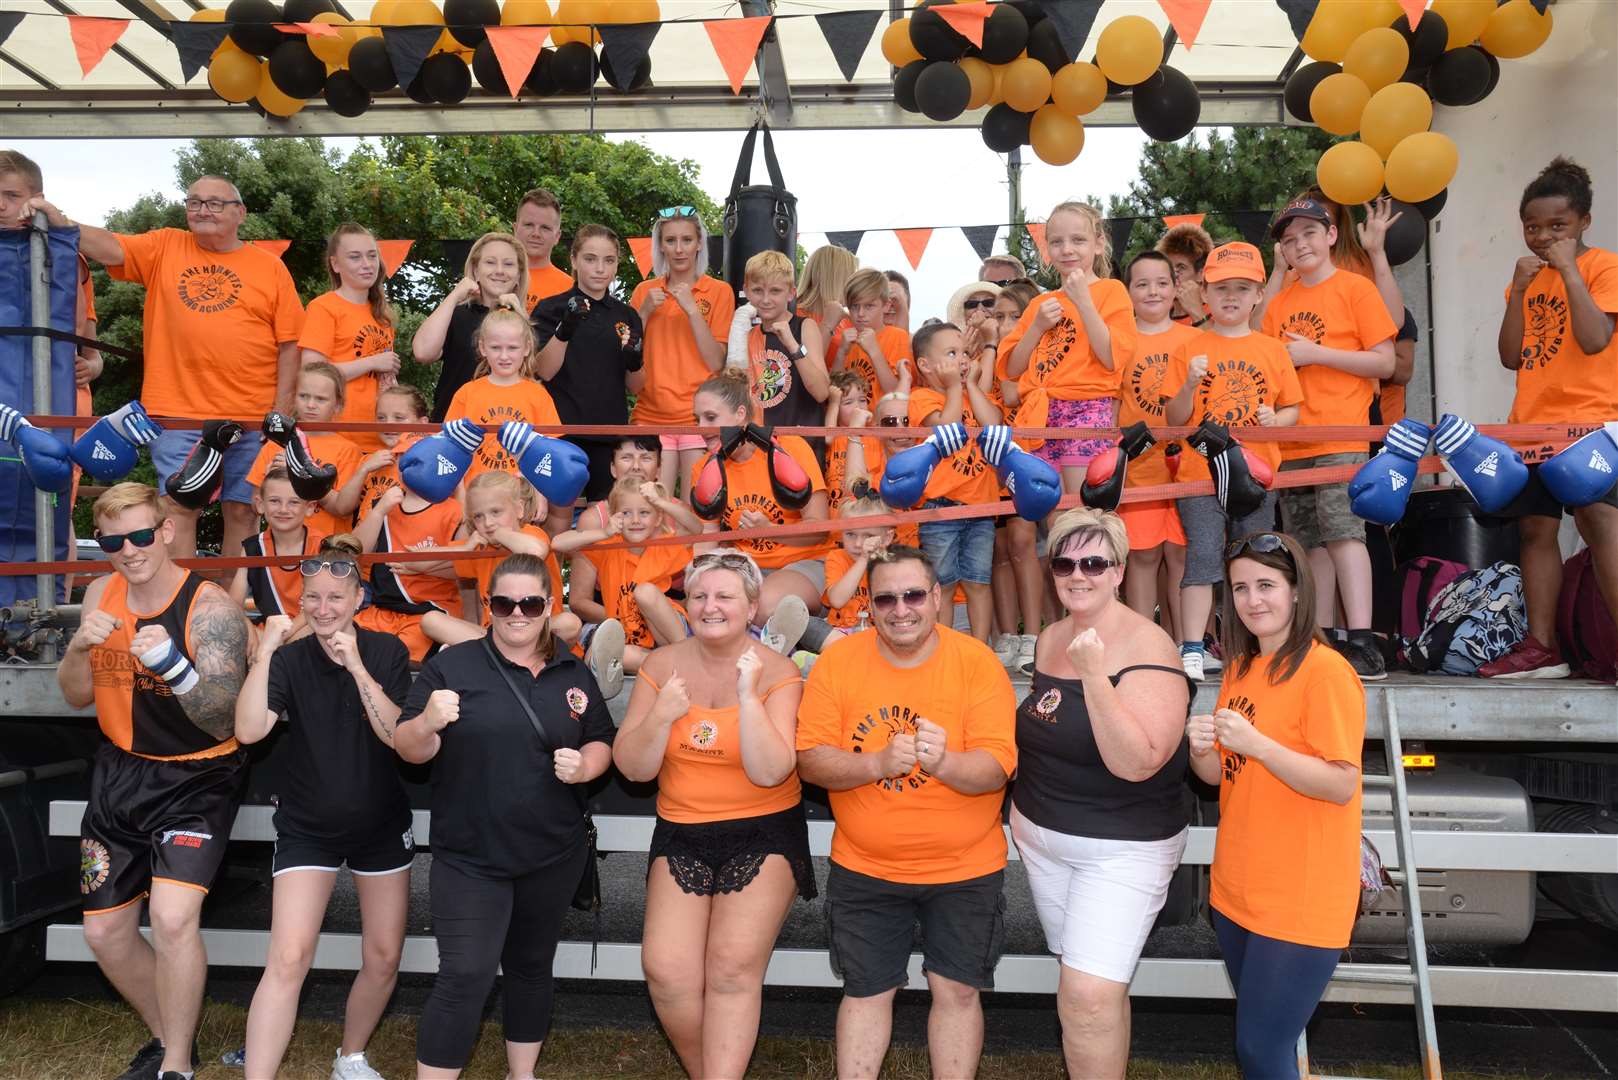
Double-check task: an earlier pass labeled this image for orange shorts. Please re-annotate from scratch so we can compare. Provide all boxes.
[354,606,436,662]
[1120,499,1186,551]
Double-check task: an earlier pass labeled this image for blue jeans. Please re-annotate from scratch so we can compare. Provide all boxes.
[918,499,994,586]
[1212,908,1342,1079]
[150,427,263,506]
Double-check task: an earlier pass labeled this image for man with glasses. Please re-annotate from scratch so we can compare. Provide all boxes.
[513,187,573,312]
[29,176,305,563]
[978,254,1027,285]
[796,545,1017,1079]
[57,482,249,1080]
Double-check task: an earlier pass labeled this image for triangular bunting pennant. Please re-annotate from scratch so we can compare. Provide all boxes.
[1163,213,1206,229]
[1157,0,1211,49]
[1274,0,1319,42]
[1106,217,1135,261]
[1527,0,1549,11]
[1036,0,1103,62]
[894,228,933,271]
[1026,222,1049,263]
[705,15,772,96]
[1232,210,1273,249]
[1397,0,1426,28]
[486,24,550,97]
[0,12,23,52]
[441,239,475,269]
[248,239,291,259]
[377,240,414,278]
[67,16,130,78]
[826,230,866,253]
[961,225,1001,262]
[170,20,233,82]
[381,24,442,93]
[814,10,881,83]
[937,2,994,49]
[599,22,660,90]
[627,236,654,278]
[295,20,338,37]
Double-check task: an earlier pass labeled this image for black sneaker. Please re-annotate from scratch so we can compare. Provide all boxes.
[1335,636,1388,681]
[114,1039,165,1080]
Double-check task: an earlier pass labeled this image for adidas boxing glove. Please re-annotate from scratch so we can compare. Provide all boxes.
[1538,426,1618,508]
[1349,418,1432,525]
[878,422,968,510]
[1080,422,1157,512]
[498,421,592,510]
[261,413,338,501]
[745,424,813,509]
[1433,414,1528,514]
[690,426,750,521]
[0,403,73,494]
[165,420,244,510]
[399,418,484,504]
[1187,420,1272,519]
[978,424,1062,521]
[70,400,164,483]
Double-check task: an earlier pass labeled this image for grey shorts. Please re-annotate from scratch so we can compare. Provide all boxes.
[768,557,827,594]
[1278,452,1368,548]
[1176,492,1280,587]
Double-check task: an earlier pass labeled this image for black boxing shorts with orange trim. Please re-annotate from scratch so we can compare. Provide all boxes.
[80,742,247,914]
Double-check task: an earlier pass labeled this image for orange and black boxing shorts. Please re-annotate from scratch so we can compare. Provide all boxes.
[80,743,246,915]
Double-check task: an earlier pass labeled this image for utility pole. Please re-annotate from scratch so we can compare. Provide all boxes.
[1006,147,1023,232]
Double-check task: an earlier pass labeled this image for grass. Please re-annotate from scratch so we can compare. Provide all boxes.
[0,997,1557,1079]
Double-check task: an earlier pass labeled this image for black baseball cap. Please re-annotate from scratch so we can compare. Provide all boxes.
[1270,198,1333,239]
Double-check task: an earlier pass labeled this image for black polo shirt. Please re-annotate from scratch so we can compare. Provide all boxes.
[399,638,616,880]
[533,286,644,499]
[429,301,490,422]
[265,628,413,843]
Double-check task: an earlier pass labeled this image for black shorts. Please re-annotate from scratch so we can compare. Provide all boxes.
[80,742,246,915]
[272,809,417,877]
[824,862,1007,998]
[648,804,816,900]
[1501,463,1618,519]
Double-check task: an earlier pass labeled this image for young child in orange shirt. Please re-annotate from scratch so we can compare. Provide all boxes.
[246,361,369,535]
[357,384,429,514]
[823,370,883,516]
[822,494,898,640]
[831,268,913,402]
[444,308,562,482]
[299,223,399,452]
[230,464,327,627]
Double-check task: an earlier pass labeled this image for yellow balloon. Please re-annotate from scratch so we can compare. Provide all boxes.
[1316,141,1386,205]
[552,0,601,46]
[1356,0,1403,34]
[988,63,1006,106]
[256,63,306,117]
[617,0,659,24]
[1343,27,1410,92]
[881,18,922,67]
[189,7,225,21]
[1430,0,1493,49]
[1030,105,1084,166]
[1096,15,1161,86]
[501,0,552,25]
[307,12,354,66]
[1301,0,1363,62]
[370,0,400,26]
[392,0,443,26]
[959,57,994,111]
[1051,62,1107,116]
[1481,0,1553,59]
[1309,72,1371,136]
[1360,82,1433,159]
[1385,131,1458,203]
[208,47,261,102]
[1001,56,1053,112]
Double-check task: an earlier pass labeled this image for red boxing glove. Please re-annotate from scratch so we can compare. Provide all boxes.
[690,426,750,521]
[1243,447,1274,490]
[745,424,812,509]
[1081,447,1126,511]
[1164,442,1181,481]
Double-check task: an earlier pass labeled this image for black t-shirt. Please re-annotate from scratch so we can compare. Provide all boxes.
[756,313,825,458]
[265,628,413,843]
[399,638,616,880]
[532,286,642,431]
[429,301,491,422]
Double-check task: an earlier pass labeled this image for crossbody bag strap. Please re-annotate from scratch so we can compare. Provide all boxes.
[481,637,590,814]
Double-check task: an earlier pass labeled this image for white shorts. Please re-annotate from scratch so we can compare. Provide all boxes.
[1010,805,1187,985]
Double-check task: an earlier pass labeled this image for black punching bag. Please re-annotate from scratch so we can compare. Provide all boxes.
[721,122,798,295]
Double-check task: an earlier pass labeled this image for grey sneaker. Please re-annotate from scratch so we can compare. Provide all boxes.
[332,1048,386,1080]
[586,618,626,700]
[992,633,1019,667]
[762,594,809,655]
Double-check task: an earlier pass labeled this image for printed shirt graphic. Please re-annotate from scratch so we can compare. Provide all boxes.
[630,275,737,426]
[687,435,829,568]
[1209,643,1365,949]
[246,432,366,536]
[994,279,1136,402]
[908,389,1000,505]
[581,542,691,648]
[796,627,1017,884]
[525,263,574,313]
[1506,247,1618,454]
[646,672,803,823]
[1260,270,1398,460]
[444,376,563,483]
[1167,331,1304,483]
[299,291,396,452]
[1119,322,1202,488]
[840,325,914,404]
[109,228,304,418]
[468,524,564,622]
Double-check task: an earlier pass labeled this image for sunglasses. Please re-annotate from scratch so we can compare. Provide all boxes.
[870,588,931,612]
[1226,532,1291,562]
[488,594,550,618]
[1051,555,1117,578]
[962,297,995,311]
[878,415,905,427]
[299,558,358,579]
[657,205,698,220]
[95,527,159,553]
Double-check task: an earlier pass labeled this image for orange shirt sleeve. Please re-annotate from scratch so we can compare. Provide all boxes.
[1095,278,1138,376]
[246,439,278,488]
[1269,336,1305,408]
[794,645,845,752]
[298,294,339,355]
[704,277,738,337]
[1301,656,1366,764]
[106,228,171,285]
[1345,273,1398,350]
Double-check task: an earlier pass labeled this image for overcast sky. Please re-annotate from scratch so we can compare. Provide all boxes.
[9,126,1154,323]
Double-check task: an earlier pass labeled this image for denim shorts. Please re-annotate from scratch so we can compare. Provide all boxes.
[150,427,263,506]
[918,500,994,586]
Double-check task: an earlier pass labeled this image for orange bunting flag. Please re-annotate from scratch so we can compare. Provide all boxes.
[377,240,414,278]
[705,15,772,96]
[1156,0,1211,49]
[1163,213,1206,229]
[628,237,655,278]
[67,16,129,77]
[894,228,933,271]
[486,24,550,97]
[248,239,291,259]
[293,21,338,37]
[936,2,994,48]
[1025,222,1048,263]
[1397,0,1426,28]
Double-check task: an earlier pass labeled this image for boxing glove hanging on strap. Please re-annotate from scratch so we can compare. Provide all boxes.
[399,418,484,504]
[745,423,812,509]
[166,420,244,510]
[879,422,969,510]
[1433,413,1529,514]
[498,421,592,509]
[690,426,751,521]
[1537,425,1618,508]
[1186,419,1273,519]
[261,412,339,501]
[0,403,73,494]
[1080,421,1157,512]
[1348,418,1433,525]
[978,424,1061,521]
[70,400,164,483]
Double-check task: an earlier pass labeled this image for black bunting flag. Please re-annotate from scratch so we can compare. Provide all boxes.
[1274,0,1319,43]
[1232,210,1274,249]
[814,9,882,83]
[826,230,866,253]
[381,25,442,95]
[1037,0,1104,63]
[1106,217,1135,261]
[961,224,1001,262]
[599,21,661,87]
[171,21,233,82]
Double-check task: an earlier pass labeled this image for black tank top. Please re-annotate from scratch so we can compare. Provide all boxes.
[368,516,443,616]
[241,529,314,621]
[754,314,824,446]
[1011,665,1193,841]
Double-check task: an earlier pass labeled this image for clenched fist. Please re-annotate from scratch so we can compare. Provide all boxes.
[553,746,585,783]
[652,674,690,725]
[914,717,948,773]
[878,732,918,778]
[422,689,460,733]
[72,609,122,652]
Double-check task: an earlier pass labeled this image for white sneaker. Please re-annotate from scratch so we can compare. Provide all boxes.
[1181,649,1205,682]
[586,618,626,700]
[332,1049,385,1080]
[762,595,809,655]
[992,633,1019,667]
[1016,633,1038,677]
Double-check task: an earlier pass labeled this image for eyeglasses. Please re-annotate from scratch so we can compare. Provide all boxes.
[1050,555,1117,578]
[184,198,242,213]
[1226,532,1290,562]
[488,594,550,618]
[299,558,358,579]
[95,527,159,553]
[657,206,698,220]
[870,588,931,612]
[877,415,905,427]
[962,297,995,311]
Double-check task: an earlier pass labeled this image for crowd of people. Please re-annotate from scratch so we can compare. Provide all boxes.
[0,141,1612,1080]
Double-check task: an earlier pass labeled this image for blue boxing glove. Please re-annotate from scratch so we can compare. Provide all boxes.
[878,422,968,509]
[0,402,73,493]
[499,421,592,509]
[978,424,1062,521]
[400,418,483,504]
[1349,418,1433,525]
[1433,413,1529,514]
[70,400,164,483]
[1539,425,1618,508]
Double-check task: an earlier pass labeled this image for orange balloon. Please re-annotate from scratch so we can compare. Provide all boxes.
[1360,82,1433,159]
[208,47,261,102]
[1030,105,1085,166]
[1480,0,1553,59]
[1430,0,1493,49]
[617,0,659,23]
[1301,0,1363,62]
[256,62,306,117]
[1355,0,1403,35]
[1095,15,1161,86]
[959,57,994,111]
[1001,56,1053,113]
[1316,141,1385,205]
[307,12,354,66]
[1309,72,1371,136]
[1343,27,1409,92]
[370,0,400,26]
[1051,62,1107,116]
[1385,131,1458,203]
[390,0,442,26]
[552,0,601,46]
[189,7,225,20]
[501,0,553,25]
[882,19,922,67]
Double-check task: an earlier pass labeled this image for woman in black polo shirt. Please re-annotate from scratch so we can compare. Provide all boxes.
[397,552,616,1080]
[234,534,413,1080]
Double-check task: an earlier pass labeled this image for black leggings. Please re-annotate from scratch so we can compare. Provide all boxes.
[416,847,586,1069]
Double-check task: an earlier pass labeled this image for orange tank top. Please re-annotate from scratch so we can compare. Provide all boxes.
[646,672,802,824]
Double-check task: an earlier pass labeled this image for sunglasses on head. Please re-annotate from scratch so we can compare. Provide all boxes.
[877,415,905,427]
[299,558,358,579]
[95,527,159,554]
[1050,555,1117,578]
[692,551,755,572]
[488,594,550,618]
[1226,533,1290,562]
[870,587,931,613]
[657,205,697,220]
[962,297,995,311]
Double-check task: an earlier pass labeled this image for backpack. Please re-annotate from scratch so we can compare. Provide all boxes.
[1556,548,1618,680]
[1394,557,1469,640]
[1405,561,1526,675]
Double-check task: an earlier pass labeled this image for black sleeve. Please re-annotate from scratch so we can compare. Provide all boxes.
[376,636,412,708]
[532,296,563,349]
[1397,306,1418,343]
[400,652,445,728]
[264,647,293,720]
[575,667,618,749]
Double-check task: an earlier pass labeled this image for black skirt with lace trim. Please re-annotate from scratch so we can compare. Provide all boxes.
[648,803,817,899]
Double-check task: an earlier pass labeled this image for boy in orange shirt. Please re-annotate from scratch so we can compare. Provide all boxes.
[230,464,327,626]
[832,268,913,402]
[1261,199,1397,679]
[246,361,368,535]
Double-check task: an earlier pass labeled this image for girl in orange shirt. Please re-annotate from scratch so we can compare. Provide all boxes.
[797,243,857,356]
[1187,532,1365,1079]
[300,223,399,452]
[444,308,562,482]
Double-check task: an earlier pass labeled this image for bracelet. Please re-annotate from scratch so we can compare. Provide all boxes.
[139,639,199,695]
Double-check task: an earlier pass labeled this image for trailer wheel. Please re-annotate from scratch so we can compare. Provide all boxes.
[1537,803,1618,931]
[0,920,47,996]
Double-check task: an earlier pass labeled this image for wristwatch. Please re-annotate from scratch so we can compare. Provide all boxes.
[793,343,808,359]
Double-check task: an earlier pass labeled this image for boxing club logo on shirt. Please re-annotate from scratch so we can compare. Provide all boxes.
[727,493,786,552]
[1033,317,1079,383]
[80,838,111,895]
[351,323,391,360]
[754,345,794,408]
[1521,292,1567,371]
[1202,358,1272,425]
[1278,310,1326,345]
[1218,694,1260,784]
[1033,688,1061,722]
[684,718,720,753]
[850,703,933,793]
[566,686,589,717]
[176,263,244,314]
[1128,352,1169,418]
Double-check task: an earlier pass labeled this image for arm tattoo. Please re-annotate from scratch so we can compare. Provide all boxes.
[179,587,249,741]
[356,676,394,745]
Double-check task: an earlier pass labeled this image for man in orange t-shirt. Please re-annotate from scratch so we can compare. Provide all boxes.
[513,188,574,313]
[796,547,1016,1080]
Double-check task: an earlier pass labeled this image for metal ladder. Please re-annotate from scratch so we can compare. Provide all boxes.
[1297,698,1443,1080]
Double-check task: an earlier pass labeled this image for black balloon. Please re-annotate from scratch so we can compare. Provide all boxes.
[322,70,371,117]
[893,59,927,113]
[1381,198,1428,266]
[1027,18,1069,74]
[421,53,471,104]
[226,0,285,57]
[1480,48,1501,100]
[1414,188,1447,221]
[1283,60,1339,123]
[525,48,558,96]
[348,36,397,92]
[977,5,1029,64]
[472,37,506,94]
[1429,45,1490,106]
[915,61,971,122]
[601,48,651,92]
[550,41,599,93]
[1132,65,1200,142]
[1006,0,1046,26]
[1400,63,1430,85]
[911,2,969,62]
[1392,12,1448,69]
[981,103,1032,152]
[267,39,327,99]
[445,0,500,47]
[404,72,435,104]
[282,0,334,22]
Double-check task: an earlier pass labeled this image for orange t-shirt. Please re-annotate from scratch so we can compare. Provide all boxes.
[647,671,803,824]
[1119,322,1202,489]
[821,546,872,629]
[1378,383,1407,428]
[630,275,737,426]
[839,325,913,404]
[687,435,829,568]
[824,433,884,516]
[246,432,366,537]
[1260,268,1398,460]
[75,257,96,430]
[299,291,395,452]
[1505,247,1618,458]
[908,388,999,506]
[995,279,1136,402]
[1210,642,1365,949]
[374,497,466,616]
[1166,330,1305,484]
[525,263,574,313]
[467,523,563,622]
[108,228,304,418]
[796,626,1017,884]
[582,542,691,648]
[444,376,563,482]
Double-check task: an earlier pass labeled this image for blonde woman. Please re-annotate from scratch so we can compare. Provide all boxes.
[414,231,529,420]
